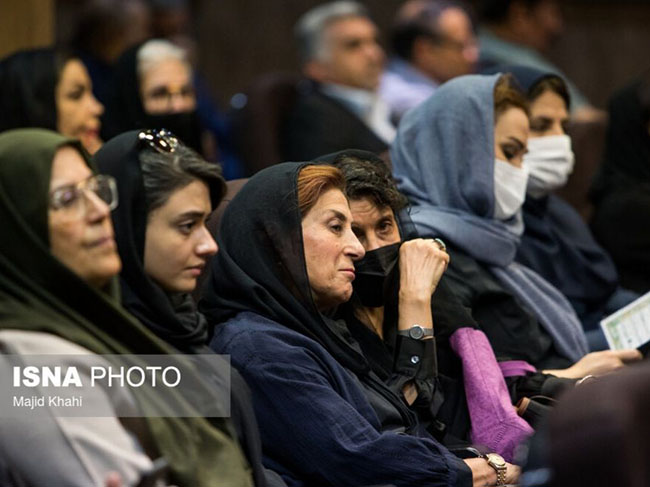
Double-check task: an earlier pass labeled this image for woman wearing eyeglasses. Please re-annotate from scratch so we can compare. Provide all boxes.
[95,128,285,487]
[102,40,203,154]
[101,39,245,179]
[0,128,253,486]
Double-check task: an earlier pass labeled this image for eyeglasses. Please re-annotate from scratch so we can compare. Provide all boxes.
[138,128,180,153]
[142,85,196,111]
[49,174,118,217]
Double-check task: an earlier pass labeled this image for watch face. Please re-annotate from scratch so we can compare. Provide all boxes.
[486,453,506,468]
[409,325,424,340]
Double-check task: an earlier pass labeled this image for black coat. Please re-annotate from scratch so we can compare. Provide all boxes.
[443,244,570,370]
[442,244,576,400]
[282,82,388,161]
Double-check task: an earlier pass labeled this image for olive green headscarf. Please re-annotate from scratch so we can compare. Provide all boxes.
[0,128,253,486]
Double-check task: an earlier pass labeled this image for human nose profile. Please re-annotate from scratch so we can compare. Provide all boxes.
[345,229,365,260]
[89,93,104,117]
[196,227,218,257]
[84,190,111,222]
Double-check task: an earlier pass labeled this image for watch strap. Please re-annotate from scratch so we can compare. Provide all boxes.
[483,454,507,486]
[397,324,434,340]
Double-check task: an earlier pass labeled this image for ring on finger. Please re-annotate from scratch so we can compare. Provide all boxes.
[433,238,447,252]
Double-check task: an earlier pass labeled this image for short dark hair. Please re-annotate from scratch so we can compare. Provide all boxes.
[139,144,225,215]
[528,75,570,110]
[391,0,470,61]
[332,154,408,214]
[480,0,546,24]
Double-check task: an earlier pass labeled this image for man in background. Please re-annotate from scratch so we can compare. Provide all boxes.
[380,0,478,121]
[283,1,394,161]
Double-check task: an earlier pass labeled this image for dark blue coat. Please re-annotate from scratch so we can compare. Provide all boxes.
[211,311,471,487]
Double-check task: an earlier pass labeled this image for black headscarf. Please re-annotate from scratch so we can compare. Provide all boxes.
[101,43,203,153]
[94,130,225,352]
[0,128,252,487]
[497,66,620,309]
[591,77,650,201]
[0,48,65,132]
[200,162,370,375]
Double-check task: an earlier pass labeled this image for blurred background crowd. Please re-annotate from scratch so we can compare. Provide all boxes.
[2,1,650,486]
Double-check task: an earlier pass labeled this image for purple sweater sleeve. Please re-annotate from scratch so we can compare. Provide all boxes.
[450,327,534,461]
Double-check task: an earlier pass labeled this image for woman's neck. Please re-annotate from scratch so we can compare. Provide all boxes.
[354,305,385,339]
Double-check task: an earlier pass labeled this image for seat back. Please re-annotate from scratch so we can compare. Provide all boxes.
[231,72,301,176]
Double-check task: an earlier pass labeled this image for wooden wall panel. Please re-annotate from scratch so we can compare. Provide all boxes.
[547,3,650,108]
[194,0,402,106]
[0,0,54,58]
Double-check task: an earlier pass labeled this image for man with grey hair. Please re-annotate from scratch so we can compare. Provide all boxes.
[379,0,478,121]
[283,1,395,161]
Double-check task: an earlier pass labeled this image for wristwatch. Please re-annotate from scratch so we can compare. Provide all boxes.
[484,453,507,486]
[397,324,433,340]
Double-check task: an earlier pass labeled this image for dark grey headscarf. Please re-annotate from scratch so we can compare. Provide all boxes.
[391,74,588,362]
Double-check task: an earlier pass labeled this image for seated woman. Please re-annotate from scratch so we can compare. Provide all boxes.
[202,162,519,487]
[0,128,252,486]
[323,149,533,460]
[590,74,650,294]
[390,74,641,389]
[0,48,104,154]
[500,66,638,345]
[95,129,223,353]
[95,128,285,487]
[102,39,204,157]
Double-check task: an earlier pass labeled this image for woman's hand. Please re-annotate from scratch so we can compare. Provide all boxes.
[504,463,520,485]
[397,239,450,332]
[463,457,520,486]
[398,238,450,302]
[105,473,122,487]
[545,349,642,379]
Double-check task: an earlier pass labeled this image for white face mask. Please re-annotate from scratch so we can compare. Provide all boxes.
[493,158,530,221]
[524,135,575,198]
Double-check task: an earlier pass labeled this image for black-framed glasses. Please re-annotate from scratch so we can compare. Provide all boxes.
[138,128,180,153]
[49,174,118,216]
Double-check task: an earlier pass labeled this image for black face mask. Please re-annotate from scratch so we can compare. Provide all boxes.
[353,242,401,307]
[144,110,203,154]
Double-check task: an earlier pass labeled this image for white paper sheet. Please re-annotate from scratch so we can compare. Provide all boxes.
[600,290,650,350]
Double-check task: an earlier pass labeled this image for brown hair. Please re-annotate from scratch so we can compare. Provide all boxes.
[529,75,570,110]
[297,165,346,216]
[494,73,529,119]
